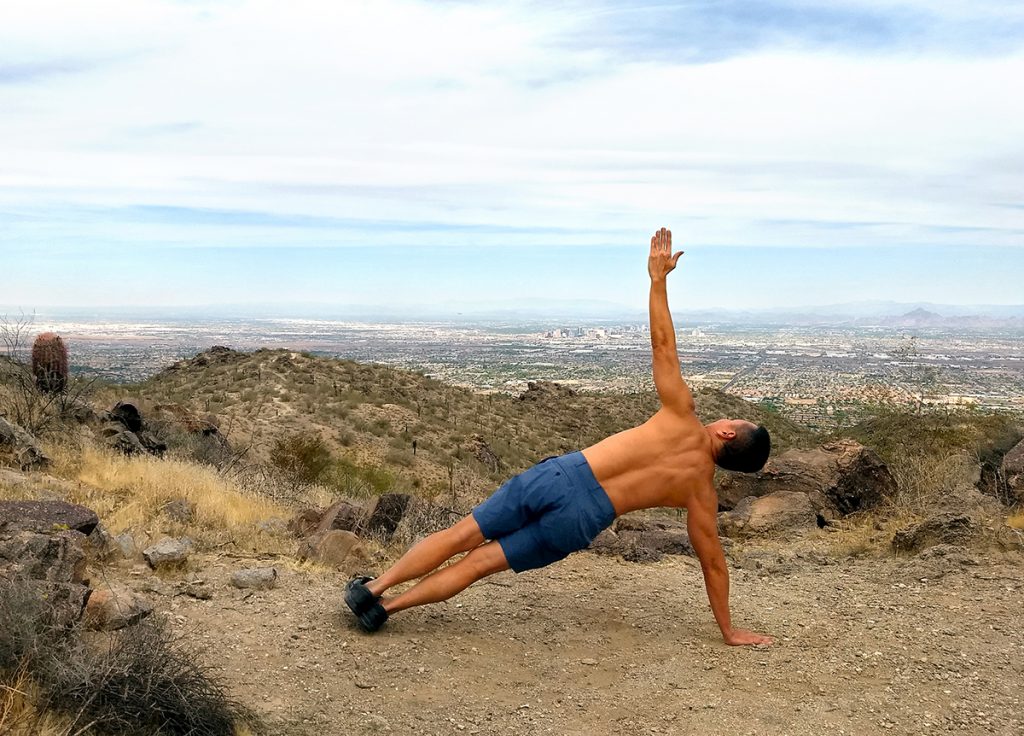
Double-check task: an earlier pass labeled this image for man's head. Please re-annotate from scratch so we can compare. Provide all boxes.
[706,419,771,473]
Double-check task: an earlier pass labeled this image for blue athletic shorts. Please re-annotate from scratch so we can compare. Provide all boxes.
[472,451,617,573]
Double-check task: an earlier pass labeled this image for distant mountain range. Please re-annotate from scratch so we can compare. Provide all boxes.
[7,299,1024,329]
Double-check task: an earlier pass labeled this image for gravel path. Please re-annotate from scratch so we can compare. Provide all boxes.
[160,548,1023,735]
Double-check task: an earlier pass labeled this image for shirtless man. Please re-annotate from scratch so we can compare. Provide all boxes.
[345,228,773,646]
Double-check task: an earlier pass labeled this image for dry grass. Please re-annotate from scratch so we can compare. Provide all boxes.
[0,666,75,736]
[52,446,290,553]
[883,450,979,519]
[1008,511,1024,530]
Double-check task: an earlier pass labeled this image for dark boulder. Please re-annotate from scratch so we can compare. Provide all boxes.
[288,507,324,538]
[0,500,99,536]
[363,493,412,541]
[111,401,143,432]
[466,434,502,473]
[315,500,365,534]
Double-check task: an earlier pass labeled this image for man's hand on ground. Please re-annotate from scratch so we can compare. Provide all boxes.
[648,227,683,282]
[723,629,774,647]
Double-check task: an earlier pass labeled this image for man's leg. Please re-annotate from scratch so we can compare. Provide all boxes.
[381,540,509,614]
[366,515,485,597]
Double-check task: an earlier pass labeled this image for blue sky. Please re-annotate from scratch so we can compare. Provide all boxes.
[1,1,1023,311]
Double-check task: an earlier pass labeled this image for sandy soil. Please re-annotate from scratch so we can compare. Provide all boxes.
[132,544,1024,736]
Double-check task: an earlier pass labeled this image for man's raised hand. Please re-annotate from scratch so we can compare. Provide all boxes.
[648,227,684,282]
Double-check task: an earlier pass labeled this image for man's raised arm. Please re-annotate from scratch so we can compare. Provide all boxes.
[648,228,694,415]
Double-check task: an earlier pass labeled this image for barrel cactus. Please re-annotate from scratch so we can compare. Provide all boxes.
[31,332,69,394]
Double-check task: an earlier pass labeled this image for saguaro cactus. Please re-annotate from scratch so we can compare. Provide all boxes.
[31,332,69,394]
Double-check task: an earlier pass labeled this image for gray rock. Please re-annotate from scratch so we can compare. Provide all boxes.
[84,585,154,630]
[0,417,50,470]
[113,532,138,559]
[0,500,99,535]
[181,580,213,600]
[590,516,694,561]
[142,537,192,569]
[719,491,820,538]
[0,579,90,627]
[230,567,278,590]
[107,430,146,456]
[0,529,88,584]
[1002,438,1024,503]
[892,513,979,553]
[297,530,369,570]
[162,498,195,523]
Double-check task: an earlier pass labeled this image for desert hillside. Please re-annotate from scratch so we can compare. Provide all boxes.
[2,346,1023,735]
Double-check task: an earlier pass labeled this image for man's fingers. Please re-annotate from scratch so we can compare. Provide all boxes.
[671,250,684,266]
[665,228,671,252]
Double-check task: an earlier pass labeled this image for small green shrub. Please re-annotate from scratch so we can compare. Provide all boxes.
[270,432,332,483]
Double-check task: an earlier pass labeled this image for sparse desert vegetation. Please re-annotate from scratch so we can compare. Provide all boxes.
[2,346,1023,734]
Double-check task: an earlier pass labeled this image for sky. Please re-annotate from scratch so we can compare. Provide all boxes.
[1,0,1023,312]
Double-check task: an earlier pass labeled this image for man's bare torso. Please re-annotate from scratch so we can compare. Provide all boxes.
[581,409,714,515]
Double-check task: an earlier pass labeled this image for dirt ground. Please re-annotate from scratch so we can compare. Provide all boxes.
[128,543,1024,736]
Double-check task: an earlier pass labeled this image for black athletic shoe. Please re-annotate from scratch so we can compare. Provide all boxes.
[344,576,377,616]
[357,600,389,633]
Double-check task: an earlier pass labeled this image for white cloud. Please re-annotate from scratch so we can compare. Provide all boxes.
[1,0,1022,252]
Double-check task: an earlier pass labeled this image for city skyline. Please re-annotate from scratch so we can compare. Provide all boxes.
[2,1,1023,308]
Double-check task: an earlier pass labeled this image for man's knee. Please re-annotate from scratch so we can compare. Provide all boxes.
[463,542,508,579]
[442,515,485,552]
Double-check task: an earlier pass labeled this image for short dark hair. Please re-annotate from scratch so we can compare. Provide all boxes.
[716,424,771,473]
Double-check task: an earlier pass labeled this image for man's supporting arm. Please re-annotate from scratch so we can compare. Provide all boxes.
[687,485,773,646]
[648,228,694,415]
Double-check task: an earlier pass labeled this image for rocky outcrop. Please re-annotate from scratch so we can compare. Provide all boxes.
[100,401,168,457]
[518,381,576,402]
[466,434,502,473]
[590,515,694,562]
[1001,438,1024,503]
[0,500,99,536]
[0,417,50,470]
[163,346,242,373]
[717,439,895,517]
[719,492,820,538]
[0,529,88,584]
[0,499,94,625]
